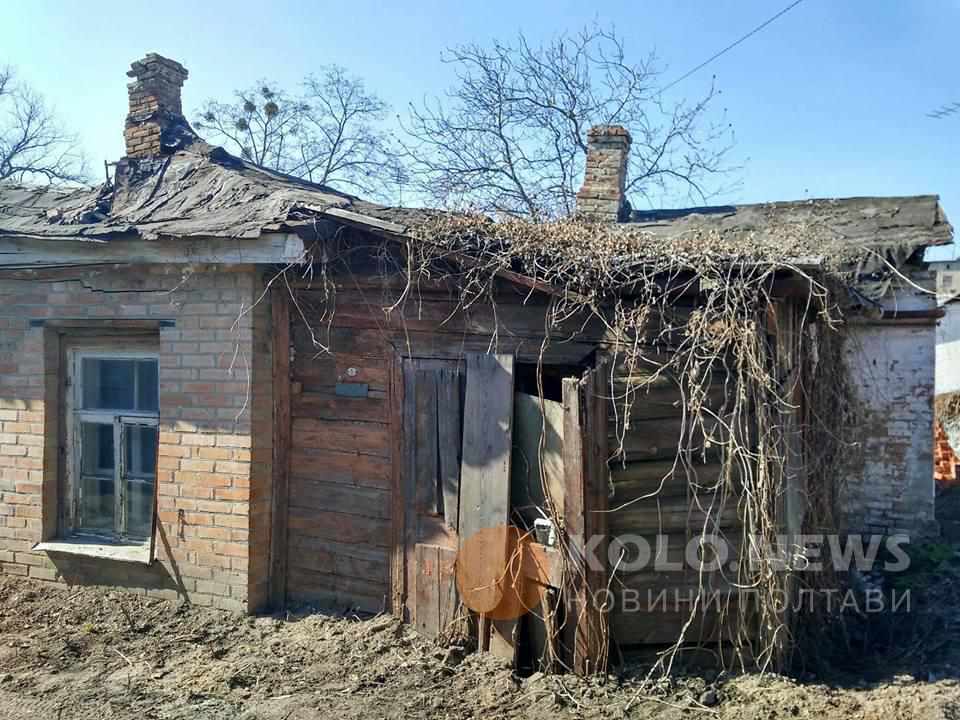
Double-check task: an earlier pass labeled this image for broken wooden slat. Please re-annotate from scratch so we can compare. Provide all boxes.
[523,541,563,590]
[287,478,390,519]
[490,618,519,663]
[287,449,390,490]
[437,545,459,638]
[408,544,463,645]
[610,459,724,501]
[436,368,462,530]
[414,370,440,514]
[292,391,387,423]
[415,543,441,639]
[401,361,418,620]
[286,507,390,547]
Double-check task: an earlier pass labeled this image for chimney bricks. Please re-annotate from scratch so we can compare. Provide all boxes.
[124,54,189,159]
[576,125,632,222]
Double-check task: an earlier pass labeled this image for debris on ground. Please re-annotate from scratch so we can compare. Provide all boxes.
[0,575,957,719]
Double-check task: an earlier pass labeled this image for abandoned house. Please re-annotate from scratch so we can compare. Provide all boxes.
[0,54,952,672]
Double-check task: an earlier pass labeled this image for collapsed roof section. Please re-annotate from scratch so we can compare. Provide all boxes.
[0,141,431,242]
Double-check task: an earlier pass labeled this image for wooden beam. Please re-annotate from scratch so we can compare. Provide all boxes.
[562,368,610,675]
[584,362,610,671]
[318,207,408,236]
[561,377,587,671]
[0,232,307,267]
[457,353,515,615]
[0,263,135,280]
[317,216,591,306]
[269,285,292,609]
[388,351,407,618]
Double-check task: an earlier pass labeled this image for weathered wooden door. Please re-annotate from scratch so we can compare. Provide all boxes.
[397,357,464,634]
[397,353,517,641]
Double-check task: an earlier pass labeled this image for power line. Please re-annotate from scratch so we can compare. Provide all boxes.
[927,102,960,119]
[660,0,806,93]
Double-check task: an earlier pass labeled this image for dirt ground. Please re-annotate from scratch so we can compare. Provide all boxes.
[0,572,958,720]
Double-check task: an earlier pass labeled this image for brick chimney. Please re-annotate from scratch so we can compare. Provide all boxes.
[124,54,190,158]
[576,125,632,222]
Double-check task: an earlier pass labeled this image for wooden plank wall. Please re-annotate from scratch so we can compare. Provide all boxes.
[606,343,742,648]
[283,270,596,613]
[285,295,395,611]
[279,249,746,655]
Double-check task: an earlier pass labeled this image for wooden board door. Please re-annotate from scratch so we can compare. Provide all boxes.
[397,353,516,641]
[398,358,464,633]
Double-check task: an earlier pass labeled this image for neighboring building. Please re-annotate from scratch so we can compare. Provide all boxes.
[0,54,951,670]
[630,198,949,539]
[926,243,960,488]
[928,243,960,395]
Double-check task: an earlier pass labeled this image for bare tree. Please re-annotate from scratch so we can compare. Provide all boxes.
[0,66,86,184]
[196,82,305,170]
[196,67,402,200]
[402,25,735,218]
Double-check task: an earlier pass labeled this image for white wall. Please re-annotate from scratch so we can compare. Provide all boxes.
[843,280,937,538]
[936,301,960,396]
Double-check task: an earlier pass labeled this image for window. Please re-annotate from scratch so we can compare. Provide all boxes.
[69,352,159,543]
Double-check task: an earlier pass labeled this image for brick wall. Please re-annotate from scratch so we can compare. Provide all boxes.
[0,264,272,612]
[844,320,936,537]
[934,420,959,486]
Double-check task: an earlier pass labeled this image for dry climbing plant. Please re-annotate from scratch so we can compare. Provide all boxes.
[287,212,871,677]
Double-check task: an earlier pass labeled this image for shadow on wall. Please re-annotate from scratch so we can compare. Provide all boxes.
[44,520,186,599]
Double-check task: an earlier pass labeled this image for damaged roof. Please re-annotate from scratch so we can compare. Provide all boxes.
[0,138,951,269]
[0,141,427,242]
[627,196,953,256]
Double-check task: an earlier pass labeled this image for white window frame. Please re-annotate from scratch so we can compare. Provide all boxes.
[66,349,160,543]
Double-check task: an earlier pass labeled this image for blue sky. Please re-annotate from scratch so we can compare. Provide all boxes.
[1,0,957,223]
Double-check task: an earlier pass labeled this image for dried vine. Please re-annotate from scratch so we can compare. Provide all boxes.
[290,212,871,676]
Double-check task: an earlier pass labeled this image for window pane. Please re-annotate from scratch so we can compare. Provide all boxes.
[80,422,114,477]
[82,358,135,411]
[136,359,159,412]
[79,422,114,532]
[124,424,156,538]
[124,424,157,478]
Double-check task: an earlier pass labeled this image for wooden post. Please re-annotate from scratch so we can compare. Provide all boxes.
[389,351,407,618]
[584,363,610,672]
[562,366,610,675]
[561,377,588,671]
[268,285,291,609]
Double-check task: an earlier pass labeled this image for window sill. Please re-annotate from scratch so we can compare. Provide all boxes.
[34,537,153,565]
